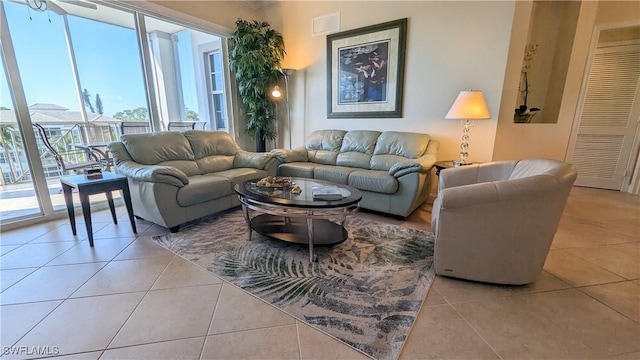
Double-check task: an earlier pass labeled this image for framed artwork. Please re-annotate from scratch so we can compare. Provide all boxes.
[326,18,407,118]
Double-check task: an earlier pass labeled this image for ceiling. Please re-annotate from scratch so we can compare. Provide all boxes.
[238,1,279,10]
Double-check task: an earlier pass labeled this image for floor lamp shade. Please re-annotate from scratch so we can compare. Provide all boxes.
[445,90,490,165]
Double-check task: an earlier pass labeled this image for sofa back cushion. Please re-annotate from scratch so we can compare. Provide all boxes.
[305,130,346,165]
[121,132,200,176]
[334,130,381,169]
[373,131,430,158]
[185,130,237,173]
[339,130,381,154]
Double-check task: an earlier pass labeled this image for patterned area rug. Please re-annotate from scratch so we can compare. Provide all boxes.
[151,209,435,360]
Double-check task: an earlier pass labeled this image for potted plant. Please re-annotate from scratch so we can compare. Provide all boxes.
[229,19,285,151]
[514,44,541,123]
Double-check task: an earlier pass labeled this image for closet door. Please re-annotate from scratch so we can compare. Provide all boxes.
[571,42,640,190]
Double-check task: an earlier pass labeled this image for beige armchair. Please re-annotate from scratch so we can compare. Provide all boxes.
[431,159,577,285]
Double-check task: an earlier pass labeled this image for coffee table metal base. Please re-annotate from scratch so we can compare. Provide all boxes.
[250,214,348,246]
[238,199,357,263]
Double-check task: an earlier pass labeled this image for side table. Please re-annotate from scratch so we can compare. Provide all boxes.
[434,160,477,176]
[60,171,137,246]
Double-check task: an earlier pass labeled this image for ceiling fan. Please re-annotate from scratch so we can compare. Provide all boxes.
[10,0,97,15]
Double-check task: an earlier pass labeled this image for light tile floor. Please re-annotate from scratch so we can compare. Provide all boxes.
[1,186,638,359]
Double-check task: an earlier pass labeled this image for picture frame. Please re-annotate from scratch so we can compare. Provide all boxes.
[327,18,407,118]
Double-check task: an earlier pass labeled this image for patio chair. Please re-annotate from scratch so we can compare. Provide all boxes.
[32,123,101,174]
[167,121,197,131]
[120,121,151,135]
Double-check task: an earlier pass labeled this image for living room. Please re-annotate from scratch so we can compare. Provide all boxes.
[1,0,639,359]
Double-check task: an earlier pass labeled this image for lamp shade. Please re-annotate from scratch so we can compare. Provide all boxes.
[445,90,491,120]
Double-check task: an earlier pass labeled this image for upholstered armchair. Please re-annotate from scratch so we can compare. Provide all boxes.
[431,159,577,285]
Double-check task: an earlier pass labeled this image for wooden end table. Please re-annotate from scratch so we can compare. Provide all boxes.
[60,171,137,246]
[434,160,477,176]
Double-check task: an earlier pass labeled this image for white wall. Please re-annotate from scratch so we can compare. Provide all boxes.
[493,0,640,162]
[259,1,516,164]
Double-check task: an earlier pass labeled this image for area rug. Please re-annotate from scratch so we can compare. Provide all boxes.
[151,210,435,360]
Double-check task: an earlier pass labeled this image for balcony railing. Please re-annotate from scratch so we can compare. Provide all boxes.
[0,122,121,186]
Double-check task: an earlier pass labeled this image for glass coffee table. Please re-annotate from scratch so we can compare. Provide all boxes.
[234,177,362,262]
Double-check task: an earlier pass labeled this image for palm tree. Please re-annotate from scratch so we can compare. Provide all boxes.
[0,124,21,186]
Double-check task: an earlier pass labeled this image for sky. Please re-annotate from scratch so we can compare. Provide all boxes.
[1,1,184,118]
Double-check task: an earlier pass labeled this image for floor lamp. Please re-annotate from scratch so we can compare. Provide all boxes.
[277,68,296,148]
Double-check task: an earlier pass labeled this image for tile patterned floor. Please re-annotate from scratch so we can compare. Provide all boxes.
[1,186,638,359]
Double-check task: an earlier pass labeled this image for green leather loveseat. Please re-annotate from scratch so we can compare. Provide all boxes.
[273,129,439,217]
[109,130,276,231]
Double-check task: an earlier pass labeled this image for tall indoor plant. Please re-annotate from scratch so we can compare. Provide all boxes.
[229,19,285,151]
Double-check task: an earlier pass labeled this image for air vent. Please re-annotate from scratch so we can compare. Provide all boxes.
[312,12,340,37]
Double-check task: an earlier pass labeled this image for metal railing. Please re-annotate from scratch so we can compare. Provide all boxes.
[0,123,120,185]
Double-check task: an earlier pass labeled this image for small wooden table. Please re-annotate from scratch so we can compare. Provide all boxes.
[60,172,137,246]
[434,160,477,176]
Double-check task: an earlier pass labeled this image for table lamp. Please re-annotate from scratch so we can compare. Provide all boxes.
[445,90,491,165]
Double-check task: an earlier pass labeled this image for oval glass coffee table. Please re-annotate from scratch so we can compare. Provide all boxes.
[234,177,362,262]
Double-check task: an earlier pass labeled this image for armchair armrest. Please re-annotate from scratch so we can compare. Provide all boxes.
[234,150,276,170]
[439,160,519,190]
[438,175,558,209]
[115,161,189,187]
[271,147,308,163]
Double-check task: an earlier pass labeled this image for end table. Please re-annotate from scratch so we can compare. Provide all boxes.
[434,160,477,176]
[60,171,137,246]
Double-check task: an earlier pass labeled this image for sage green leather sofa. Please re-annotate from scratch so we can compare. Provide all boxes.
[272,129,439,217]
[109,130,276,231]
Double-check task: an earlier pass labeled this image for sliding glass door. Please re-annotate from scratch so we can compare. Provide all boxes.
[0,0,231,226]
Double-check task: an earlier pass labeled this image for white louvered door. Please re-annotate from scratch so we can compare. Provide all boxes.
[571,42,640,190]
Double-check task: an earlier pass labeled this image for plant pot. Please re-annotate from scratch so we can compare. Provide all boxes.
[514,113,537,123]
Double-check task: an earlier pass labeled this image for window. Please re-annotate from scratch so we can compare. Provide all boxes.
[1,0,232,225]
[145,16,227,130]
[208,52,228,130]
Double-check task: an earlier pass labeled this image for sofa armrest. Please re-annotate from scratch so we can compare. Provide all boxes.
[271,147,308,163]
[109,141,188,187]
[388,152,437,178]
[115,161,189,187]
[234,150,276,170]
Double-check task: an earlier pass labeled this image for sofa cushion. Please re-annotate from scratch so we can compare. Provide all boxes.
[278,162,317,178]
[307,150,339,165]
[336,152,372,169]
[212,168,270,188]
[340,130,381,154]
[185,130,237,159]
[349,170,399,194]
[197,155,235,174]
[156,160,201,177]
[313,165,357,184]
[122,132,195,165]
[306,129,347,151]
[177,175,231,207]
[373,131,430,158]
